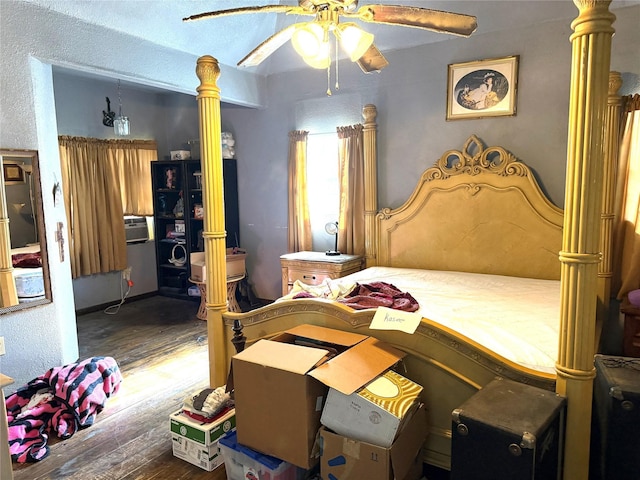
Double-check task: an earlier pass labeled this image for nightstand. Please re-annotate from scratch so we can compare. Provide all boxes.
[622,294,640,357]
[280,251,364,296]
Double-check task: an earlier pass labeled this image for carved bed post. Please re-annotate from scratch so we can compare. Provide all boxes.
[597,71,623,330]
[196,55,229,388]
[557,2,615,479]
[362,104,378,267]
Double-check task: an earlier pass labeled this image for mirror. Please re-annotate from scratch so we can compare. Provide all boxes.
[0,149,51,311]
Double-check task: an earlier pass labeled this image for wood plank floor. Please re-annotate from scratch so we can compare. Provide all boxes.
[10,294,449,480]
[11,295,228,480]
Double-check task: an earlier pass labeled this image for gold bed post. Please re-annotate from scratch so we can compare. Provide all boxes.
[597,71,623,330]
[362,104,378,268]
[557,2,615,479]
[0,165,18,307]
[196,56,229,388]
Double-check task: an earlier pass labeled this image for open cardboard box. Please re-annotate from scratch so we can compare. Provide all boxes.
[319,403,428,480]
[232,324,406,469]
[190,249,247,283]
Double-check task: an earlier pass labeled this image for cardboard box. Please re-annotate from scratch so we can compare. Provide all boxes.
[170,150,191,160]
[226,248,247,279]
[169,408,236,471]
[190,250,247,283]
[233,324,406,469]
[190,252,206,282]
[170,408,236,446]
[319,403,428,480]
[171,434,225,472]
[321,369,423,448]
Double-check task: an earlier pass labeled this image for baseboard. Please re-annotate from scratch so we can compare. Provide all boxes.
[75,291,159,316]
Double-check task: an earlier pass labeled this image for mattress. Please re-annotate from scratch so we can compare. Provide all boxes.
[288,266,560,374]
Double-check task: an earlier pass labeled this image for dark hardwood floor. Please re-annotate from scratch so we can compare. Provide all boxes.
[11,295,227,480]
[10,294,450,480]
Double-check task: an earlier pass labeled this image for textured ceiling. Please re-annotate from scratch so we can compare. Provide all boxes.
[22,0,640,78]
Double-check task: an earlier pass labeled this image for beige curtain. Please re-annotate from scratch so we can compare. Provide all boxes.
[287,131,312,252]
[612,94,640,299]
[337,124,365,255]
[58,136,157,278]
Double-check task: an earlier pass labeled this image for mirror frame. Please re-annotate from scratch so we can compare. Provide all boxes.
[0,149,52,312]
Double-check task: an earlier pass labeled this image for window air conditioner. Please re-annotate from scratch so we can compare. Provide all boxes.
[124,216,149,244]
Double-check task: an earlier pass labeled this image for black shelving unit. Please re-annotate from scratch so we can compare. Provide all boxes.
[151,159,240,300]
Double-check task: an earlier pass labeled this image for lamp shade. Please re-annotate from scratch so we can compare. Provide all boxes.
[292,22,325,58]
[301,41,330,69]
[336,23,374,62]
[114,115,130,136]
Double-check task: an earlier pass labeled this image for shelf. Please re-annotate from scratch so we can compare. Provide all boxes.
[159,263,187,270]
[152,159,239,301]
[159,238,186,244]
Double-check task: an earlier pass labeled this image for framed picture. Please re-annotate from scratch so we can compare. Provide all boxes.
[446,55,519,120]
[3,162,25,184]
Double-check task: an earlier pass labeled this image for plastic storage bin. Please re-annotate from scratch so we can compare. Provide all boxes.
[218,431,300,480]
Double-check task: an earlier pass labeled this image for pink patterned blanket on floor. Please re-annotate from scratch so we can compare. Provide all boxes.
[5,356,122,462]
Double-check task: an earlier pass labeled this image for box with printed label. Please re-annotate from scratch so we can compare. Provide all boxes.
[321,369,423,448]
[319,403,428,480]
[171,434,225,472]
[232,324,406,469]
[169,407,236,446]
[170,408,236,471]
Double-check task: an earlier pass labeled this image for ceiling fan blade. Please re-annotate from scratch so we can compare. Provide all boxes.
[352,5,477,37]
[238,24,298,67]
[356,43,389,73]
[183,5,308,22]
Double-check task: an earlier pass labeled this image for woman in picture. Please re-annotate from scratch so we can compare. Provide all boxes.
[459,73,499,110]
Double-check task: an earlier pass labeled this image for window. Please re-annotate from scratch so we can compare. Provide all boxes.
[306,133,339,251]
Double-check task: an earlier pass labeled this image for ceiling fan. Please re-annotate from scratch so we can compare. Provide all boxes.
[184,1,477,74]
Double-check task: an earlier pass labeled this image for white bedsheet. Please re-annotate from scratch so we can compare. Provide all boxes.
[329,266,560,374]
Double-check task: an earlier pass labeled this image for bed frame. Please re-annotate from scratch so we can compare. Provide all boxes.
[194,1,619,477]
[224,134,563,470]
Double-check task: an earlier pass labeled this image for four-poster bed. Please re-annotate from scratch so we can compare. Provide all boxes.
[194,1,618,477]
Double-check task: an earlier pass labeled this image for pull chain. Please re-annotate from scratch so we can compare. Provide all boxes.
[326,63,332,96]
[334,34,339,92]
[117,79,123,116]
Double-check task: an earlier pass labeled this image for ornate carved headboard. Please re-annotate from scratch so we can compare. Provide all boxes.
[375,136,564,280]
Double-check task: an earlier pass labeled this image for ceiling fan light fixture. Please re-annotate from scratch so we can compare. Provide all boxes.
[336,23,374,62]
[302,41,331,69]
[292,22,325,58]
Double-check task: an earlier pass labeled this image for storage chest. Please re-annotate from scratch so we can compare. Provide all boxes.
[451,378,565,480]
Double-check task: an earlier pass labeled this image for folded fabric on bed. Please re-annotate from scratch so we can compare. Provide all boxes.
[12,252,42,268]
[289,278,419,312]
[339,281,419,311]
